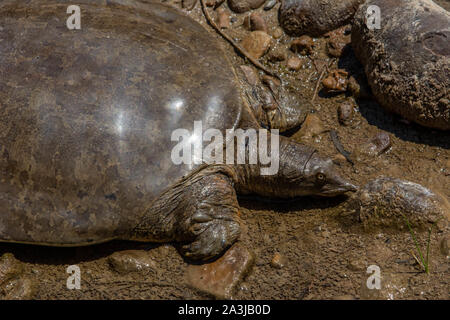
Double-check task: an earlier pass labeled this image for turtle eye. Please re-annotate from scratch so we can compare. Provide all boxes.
[316,173,326,183]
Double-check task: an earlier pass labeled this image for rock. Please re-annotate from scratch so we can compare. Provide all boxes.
[268,46,287,62]
[2,278,35,300]
[290,36,314,55]
[322,70,348,93]
[272,27,284,39]
[227,0,266,13]
[348,259,365,271]
[347,75,371,100]
[243,12,267,32]
[440,236,449,256]
[356,132,391,157]
[240,65,260,85]
[217,8,230,29]
[352,0,450,130]
[241,31,272,59]
[0,253,23,285]
[108,250,157,274]
[185,244,254,299]
[270,252,286,269]
[0,253,34,300]
[295,114,325,141]
[325,25,351,58]
[241,65,260,86]
[338,101,354,126]
[182,0,198,10]
[279,0,365,37]
[264,0,278,11]
[347,177,450,232]
[287,56,302,71]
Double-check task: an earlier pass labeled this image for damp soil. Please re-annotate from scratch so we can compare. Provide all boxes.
[0,0,449,300]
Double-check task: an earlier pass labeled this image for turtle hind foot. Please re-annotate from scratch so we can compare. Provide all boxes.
[177,172,241,262]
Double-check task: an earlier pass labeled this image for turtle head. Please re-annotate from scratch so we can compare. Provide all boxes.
[238,138,358,198]
[293,151,359,197]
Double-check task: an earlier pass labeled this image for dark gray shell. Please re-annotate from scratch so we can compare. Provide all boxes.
[0,1,242,244]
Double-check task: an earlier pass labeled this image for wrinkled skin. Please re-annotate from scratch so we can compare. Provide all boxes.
[0,0,357,262]
[352,0,450,130]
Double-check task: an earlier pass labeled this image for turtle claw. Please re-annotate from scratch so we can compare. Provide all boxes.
[180,219,241,262]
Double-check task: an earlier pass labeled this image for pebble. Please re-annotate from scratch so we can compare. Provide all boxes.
[322,70,348,93]
[270,252,286,269]
[347,75,371,99]
[217,8,230,29]
[240,65,260,85]
[243,12,267,32]
[325,25,351,58]
[290,36,314,55]
[440,236,449,256]
[272,28,284,39]
[264,0,278,11]
[185,244,254,299]
[227,0,266,13]
[338,101,354,125]
[0,253,34,300]
[108,250,157,274]
[241,31,272,59]
[182,0,197,10]
[347,177,450,232]
[286,56,302,71]
[268,45,287,62]
[357,132,391,157]
[295,114,325,142]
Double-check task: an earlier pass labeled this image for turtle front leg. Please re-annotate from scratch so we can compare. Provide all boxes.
[176,171,241,261]
[131,167,241,262]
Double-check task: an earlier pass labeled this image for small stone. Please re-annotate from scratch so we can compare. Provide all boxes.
[440,236,449,256]
[270,252,286,269]
[243,12,267,32]
[295,114,325,141]
[241,31,272,60]
[357,132,391,157]
[2,278,35,300]
[272,27,284,39]
[338,101,354,125]
[287,56,302,71]
[325,25,351,58]
[290,36,314,55]
[186,244,254,299]
[322,69,349,93]
[182,0,197,10]
[0,253,23,285]
[240,65,260,85]
[268,46,287,62]
[227,0,266,13]
[348,259,365,271]
[217,8,230,29]
[264,0,278,11]
[108,250,157,274]
[348,75,371,99]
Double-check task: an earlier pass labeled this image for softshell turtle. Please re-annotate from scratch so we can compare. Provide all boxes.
[0,0,357,262]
